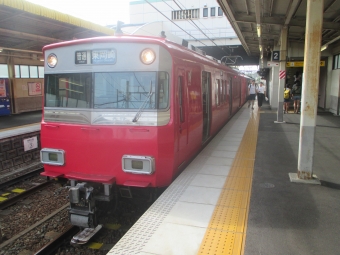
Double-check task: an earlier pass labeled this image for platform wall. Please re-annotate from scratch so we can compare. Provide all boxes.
[12,78,43,113]
[0,131,41,174]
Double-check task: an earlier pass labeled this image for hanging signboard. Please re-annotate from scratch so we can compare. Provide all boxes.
[272,51,280,61]
[286,61,325,67]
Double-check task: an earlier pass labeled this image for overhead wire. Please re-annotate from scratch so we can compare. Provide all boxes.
[146,0,243,64]
[172,0,232,55]
[144,0,208,46]
[172,0,221,40]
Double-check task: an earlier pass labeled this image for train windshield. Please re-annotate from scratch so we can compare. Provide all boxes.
[44,71,169,110]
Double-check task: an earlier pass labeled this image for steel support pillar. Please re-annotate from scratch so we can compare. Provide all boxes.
[275,27,287,123]
[295,0,324,181]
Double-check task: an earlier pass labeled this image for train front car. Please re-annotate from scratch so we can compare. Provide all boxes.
[40,37,174,242]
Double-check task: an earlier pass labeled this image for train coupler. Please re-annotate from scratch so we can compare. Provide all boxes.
[71,224,102,245]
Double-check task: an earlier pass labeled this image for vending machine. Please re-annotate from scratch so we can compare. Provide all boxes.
[0,78,11,116]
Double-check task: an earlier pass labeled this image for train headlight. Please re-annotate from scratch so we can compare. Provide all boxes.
[41,148,65,166]
[47,53,58,68]
[140,49,156,65]
[122,155,155,175]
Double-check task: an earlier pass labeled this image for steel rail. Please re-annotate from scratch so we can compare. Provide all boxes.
[0,181,52,210]
[0,167,44,190]
[34,226,79,255]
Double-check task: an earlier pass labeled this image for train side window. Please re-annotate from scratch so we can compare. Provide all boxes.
[224,80,227,102]
[158,71,169,109]
[215,79,220,106]
[220,80,223,103]
[178,76,185,123]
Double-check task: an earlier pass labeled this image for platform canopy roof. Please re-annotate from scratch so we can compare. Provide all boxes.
[0,0,114,53]
[218,0,340,58]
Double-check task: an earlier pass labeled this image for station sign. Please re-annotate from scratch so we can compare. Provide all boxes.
[286,61,325,67]
[23,136,38,151]
[75,49,117,65]
[272,51,280,61]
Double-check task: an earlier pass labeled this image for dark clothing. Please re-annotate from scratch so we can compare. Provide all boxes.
[257,93,265,107]
[248,94,256,100]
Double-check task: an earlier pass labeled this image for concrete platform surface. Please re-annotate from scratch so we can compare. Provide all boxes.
[245,106,340,255]
[0,111,42,130]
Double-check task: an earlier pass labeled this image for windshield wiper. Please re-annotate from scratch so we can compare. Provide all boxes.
[132,81,153,123]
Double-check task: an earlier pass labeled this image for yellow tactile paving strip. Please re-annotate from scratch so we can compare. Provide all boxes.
[198,110,260,255]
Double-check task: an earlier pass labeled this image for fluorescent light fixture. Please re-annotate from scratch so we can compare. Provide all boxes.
[259,45,262,52]
[321,45,328,51]
[257,24,261,37]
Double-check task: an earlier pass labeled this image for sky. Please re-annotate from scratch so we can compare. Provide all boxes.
[26,0,130,26]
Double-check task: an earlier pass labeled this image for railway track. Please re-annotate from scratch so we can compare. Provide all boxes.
[0,181,52,210]
[34,225,79,255]
[0,167,44,190]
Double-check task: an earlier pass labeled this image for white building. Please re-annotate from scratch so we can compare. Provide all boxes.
[128,0,240,48]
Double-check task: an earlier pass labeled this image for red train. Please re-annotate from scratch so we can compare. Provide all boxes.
[40,35,250,239]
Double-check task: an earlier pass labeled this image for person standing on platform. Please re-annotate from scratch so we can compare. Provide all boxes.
[257,82,266,109]
[283,85,292,113]
[292,78,302,113]
[248,80,257,109]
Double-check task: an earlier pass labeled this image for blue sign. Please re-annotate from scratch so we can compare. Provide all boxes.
[0,79,11,116]
[91,49,116,64]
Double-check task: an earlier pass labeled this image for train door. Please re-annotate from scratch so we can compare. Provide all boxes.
[229,77,233,116]
[202,71,211,142]
[176,70,188,165]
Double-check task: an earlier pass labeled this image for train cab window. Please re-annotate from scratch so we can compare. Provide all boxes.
[45,73,92,108]
[94,71,169,110]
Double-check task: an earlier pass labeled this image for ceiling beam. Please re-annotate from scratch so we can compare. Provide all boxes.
[254,0,261,24]
[235,14,340,31]
[217,0,251,55]
[290,20,340,30]
[0,27,63,43]
[284,0,302,25]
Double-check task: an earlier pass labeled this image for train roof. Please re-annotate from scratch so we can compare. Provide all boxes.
[43,35,241,75]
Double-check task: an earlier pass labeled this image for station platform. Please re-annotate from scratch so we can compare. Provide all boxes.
[0,111,41,139]
[0,111,42,173]
[108,103,340,255]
